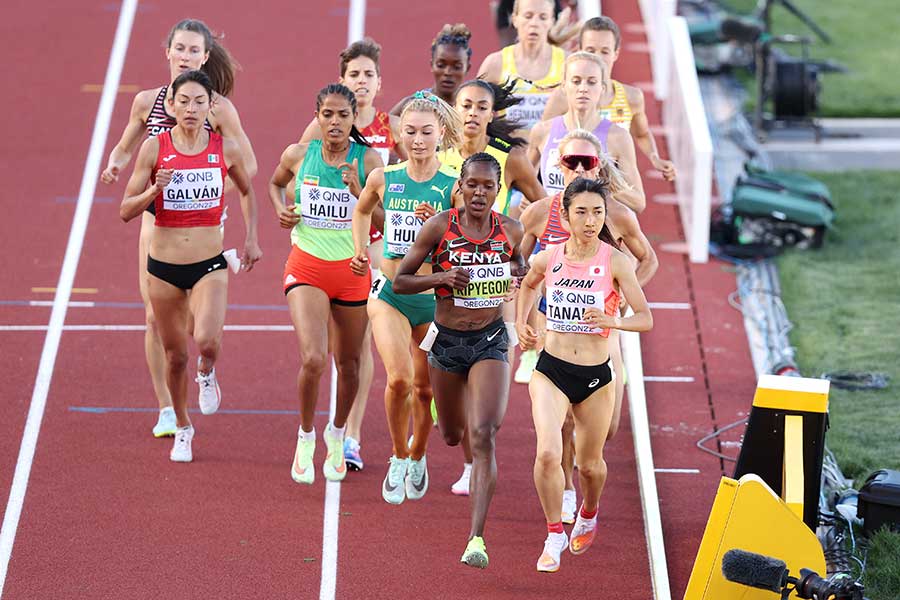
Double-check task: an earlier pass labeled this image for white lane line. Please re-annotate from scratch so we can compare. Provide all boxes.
[0,1,138,596]
[29,301,96,307]
[647,302,691,310]
[655,468,701,474]
[0,325,294,332]
[644,376,695,383]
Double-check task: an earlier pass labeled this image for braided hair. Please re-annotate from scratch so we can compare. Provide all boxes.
[400,90,463,152]
[455,78,527,146]
[460,151,502,184]
[315,83,371,147]
[431,23,472,65]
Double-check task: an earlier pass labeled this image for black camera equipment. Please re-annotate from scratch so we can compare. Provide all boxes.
[722,548,868,599]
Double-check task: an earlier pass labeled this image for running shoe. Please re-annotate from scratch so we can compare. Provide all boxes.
[514,349,538,384]
[344,436,364,471]
[451,463,472,496]
[195,358,221,415]
[382,456,409,505]
[569,508,599,555]
[323,425,347,482]
[153,407,177,438]
[561,489,577,524]
[405,455,429,500]
[460,536,489,569]
[170,425,194,463]
[430,398,438,425]
[536,532,569,573]
[291,437,316,485]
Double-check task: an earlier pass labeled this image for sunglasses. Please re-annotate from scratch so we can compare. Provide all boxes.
[559,154,601,171]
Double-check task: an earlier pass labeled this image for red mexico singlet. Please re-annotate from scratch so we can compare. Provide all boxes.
[544,240,619,337]
[153,130,227,228]
[432,208,514,309]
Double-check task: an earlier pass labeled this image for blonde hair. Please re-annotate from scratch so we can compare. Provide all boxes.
[400,91,463,152]
[563,51,608,80]
[558,129,631,194]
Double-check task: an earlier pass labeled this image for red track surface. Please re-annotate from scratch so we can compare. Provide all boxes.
[1,1,757,599]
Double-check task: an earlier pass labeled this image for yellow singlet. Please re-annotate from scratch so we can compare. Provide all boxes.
[439,137,513,214]
[600,80,634,130]
[500,45,566,130]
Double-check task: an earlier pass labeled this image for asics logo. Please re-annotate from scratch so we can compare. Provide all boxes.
[486,329,503,342]
[588,378,600,388]
[162,154,177,162]
[551,263,563,273]
[208,263,222,272]
[431,184,449,199]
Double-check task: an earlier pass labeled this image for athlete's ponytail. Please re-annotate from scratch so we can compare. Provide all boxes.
[561,177,619,248]
[400,90,463,152]
[456,78,526,147]
[315,83,371,147]
[166,19,239,97]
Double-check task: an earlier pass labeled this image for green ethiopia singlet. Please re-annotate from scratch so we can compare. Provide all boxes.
[292,139,367,261]
[382,161,458,259]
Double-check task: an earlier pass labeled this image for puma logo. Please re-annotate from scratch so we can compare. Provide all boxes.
[431,184,449,199]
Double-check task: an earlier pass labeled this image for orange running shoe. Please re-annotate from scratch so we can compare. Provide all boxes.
[569,509,598,555]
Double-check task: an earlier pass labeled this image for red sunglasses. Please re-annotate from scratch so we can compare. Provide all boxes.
[559,154,600,171]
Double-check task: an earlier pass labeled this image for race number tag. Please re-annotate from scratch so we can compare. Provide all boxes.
[453,263,512,309]
[163,168,223,211]
[545,287,602,334]
[384,210,423,256]
[300,183,356,230]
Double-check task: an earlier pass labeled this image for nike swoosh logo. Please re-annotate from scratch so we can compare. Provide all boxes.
[410,468,427,492]
[293,452,307,475]
[447,239,469,249]
[547,235,567,243]
[384,478,398,492]
[486,328,503,342]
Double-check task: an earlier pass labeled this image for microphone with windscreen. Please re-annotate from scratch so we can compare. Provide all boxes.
[721,549,789,593]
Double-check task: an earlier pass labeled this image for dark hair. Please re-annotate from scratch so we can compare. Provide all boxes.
[431,23,472,65]
[340,38,381,77]
[456,78,527,147]
[315,83,371,147]
[561,177,619,248]
[166,19,239,97]
[460,152,502,183]
[580,16,622,51]
[171,69,215,101]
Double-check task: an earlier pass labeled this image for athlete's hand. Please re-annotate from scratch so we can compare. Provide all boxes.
[441,267,470,290]
[100,165,120,184]
[516,322,538,350]
[338,158,362,197]
[652,156,677,182]
[154,168,175,192]
[241,240,263,272]
[278,204,301,229]
[415,202,437,222]
[583,308,618,330]
[349,253,369,277]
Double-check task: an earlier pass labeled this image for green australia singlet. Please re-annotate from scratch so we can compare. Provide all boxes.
[382,161,458,259]
[292,139,367,261]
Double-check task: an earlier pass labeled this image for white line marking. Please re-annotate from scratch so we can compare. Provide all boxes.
[29,301,96,307]
[655,468,701,474]
[0,325,293,332]
[647,302,691,310]
[0,1,137,595]
[644,376,695,383]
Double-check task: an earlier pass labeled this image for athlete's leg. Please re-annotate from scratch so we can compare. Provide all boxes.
[189,271,228,375]
[607,330,625,440]
[368,298,415,459]
[429,365,467,446]
[138,213,172,410]
[408,324,435,460]
[572,383,616,512]
[148,277,191,428]
[329,302,369,429]
[530,370,571,524]
[345,325,372,441]
[287,285,332,432]
[562,409,576,490]
[467,359,511,538]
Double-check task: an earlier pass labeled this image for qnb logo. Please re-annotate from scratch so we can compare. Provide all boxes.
[171,172,184,185]
[308,188,321,202]
[391,213,403,227]
[551,289,564,303]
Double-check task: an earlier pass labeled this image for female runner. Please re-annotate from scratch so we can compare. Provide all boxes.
[528,52,646,212]
[391,24,473,115]
[393,153,526,569]
[517,177,652,572]
[541,16,676,181]
[120,69,261,463]
[269,84,383,484]
[478,0,565,131]
[351,92,462,505]
[101,19,256,437]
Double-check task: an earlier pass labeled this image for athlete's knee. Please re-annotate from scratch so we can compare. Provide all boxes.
[385,373,413,400]
[194,335,220,360]
[535,446,563,471]
[165,348,189,372]
[470,422,500,456]
[412,382,432,404]
[442,427,465,446]
[578,458,608,481]
[335,354,361,378]
[301,351,329,378]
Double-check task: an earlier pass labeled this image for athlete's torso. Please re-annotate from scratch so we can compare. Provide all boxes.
[500,45,565,130]
[539,193,570,250]
[360,109,395,166]
[438,137,514,215]
[600,80,634,130]
[543,241,619,337]
[152,130,227,228]
[382,162,458,259]
[540,116,612,195]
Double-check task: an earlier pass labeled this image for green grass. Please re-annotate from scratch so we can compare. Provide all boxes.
[719,0,900,117]
[775,170,900,599]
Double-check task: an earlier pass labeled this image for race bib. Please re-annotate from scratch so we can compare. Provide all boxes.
[543,147,565,194]
[163,168,223,211]
[300,183,356,230]
[507,94,550,130]
[545,287,602,334]
[384,210,423,256]
[453,263,511,309]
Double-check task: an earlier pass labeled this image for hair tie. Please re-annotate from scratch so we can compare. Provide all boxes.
[413,90,439,104]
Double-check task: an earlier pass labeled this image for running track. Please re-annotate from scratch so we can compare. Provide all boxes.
[0,1,757,598]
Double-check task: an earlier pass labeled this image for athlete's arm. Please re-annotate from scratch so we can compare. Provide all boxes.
[477,51,503,83]
[224,137,262,271]
[393,213,468,294]
[211,95,258,178]
[350,167,385,275]
[515,248,549,349]
[268,144,306,230]
[615,205,659,287]
[627,86,676,182]
[527,120,550,170]
[505,146,546,217]
[500,216,527,278]
[517,197,551,258]
[298,118,323,144]
[584,250,653,332]
[101,90,153,184]
[607,126,646,213]
[119,137,163,222]
[540,87,567,121]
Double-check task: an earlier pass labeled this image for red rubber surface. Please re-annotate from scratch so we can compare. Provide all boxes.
[1,1,757,598]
